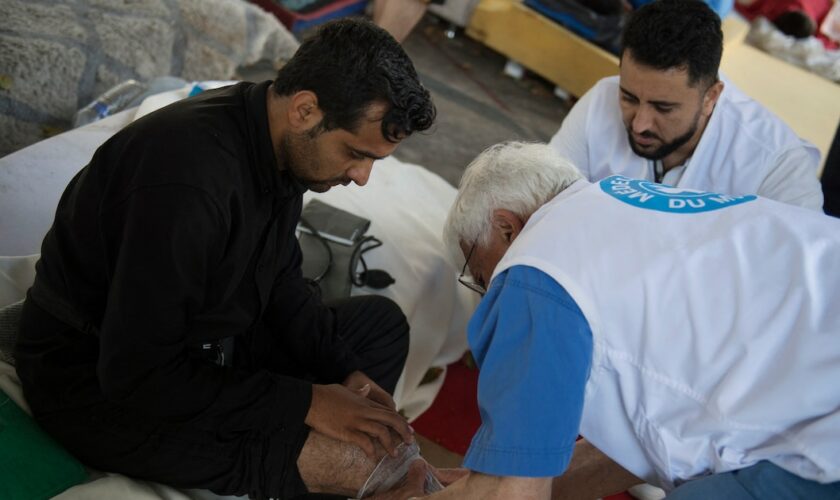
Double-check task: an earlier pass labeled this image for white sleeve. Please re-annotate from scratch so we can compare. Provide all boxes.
[757,146,824,211]
[549,87,597,180]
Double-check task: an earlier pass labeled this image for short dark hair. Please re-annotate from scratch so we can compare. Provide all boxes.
[772,10,816,39]
[273,18,435,142]
[621,0,723,87]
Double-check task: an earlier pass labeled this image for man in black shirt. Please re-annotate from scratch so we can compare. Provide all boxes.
[15,19,435,499]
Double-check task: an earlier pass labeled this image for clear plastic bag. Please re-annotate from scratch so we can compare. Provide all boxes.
[356,442,444,498]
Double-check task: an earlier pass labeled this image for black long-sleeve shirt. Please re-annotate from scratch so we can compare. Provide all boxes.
[19,81,359,433]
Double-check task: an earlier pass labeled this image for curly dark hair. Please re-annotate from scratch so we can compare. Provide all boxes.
[273,18,436,142]
[621,0,723,87]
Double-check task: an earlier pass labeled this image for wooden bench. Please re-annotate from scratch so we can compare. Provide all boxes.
[466,0,619,98]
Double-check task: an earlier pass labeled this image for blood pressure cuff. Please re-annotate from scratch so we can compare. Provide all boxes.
[299,230,355,303]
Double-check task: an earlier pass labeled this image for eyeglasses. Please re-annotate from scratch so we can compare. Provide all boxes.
[458,241,486,295]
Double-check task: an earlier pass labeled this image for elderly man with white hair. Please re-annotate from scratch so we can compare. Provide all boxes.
[385,141,840,500]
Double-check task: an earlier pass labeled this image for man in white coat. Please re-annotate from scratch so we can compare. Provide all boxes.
[381,141,840,500]
[550,0,824,211]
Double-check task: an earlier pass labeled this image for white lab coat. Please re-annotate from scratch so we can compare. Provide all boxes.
[550,76,823,210]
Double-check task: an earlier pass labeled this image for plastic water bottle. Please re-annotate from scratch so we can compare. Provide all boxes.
[72,79,148,128]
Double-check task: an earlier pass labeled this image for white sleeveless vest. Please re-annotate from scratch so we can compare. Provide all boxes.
[493,177,840,490]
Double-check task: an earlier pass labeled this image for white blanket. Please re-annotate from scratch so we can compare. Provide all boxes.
[0,86,477,499]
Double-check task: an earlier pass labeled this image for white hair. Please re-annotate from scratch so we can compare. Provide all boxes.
[443,141,584,267]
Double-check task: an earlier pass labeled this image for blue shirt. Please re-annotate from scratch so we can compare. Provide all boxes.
[630,0,733,18]
[462,265,593,477]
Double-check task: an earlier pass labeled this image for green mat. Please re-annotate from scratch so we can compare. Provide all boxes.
[0,389,88,499]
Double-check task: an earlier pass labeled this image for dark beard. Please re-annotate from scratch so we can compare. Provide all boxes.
[276,132,348,192]
[627,121,698,161]
[276,132,321,190]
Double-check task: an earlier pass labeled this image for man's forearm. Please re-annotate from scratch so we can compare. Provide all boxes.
[551,439,642,500]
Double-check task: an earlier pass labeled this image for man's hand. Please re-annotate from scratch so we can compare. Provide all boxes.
[305,382,414,458]
[344,370,398,410]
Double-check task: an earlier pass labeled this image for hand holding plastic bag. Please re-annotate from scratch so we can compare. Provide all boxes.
[358,442,443,498]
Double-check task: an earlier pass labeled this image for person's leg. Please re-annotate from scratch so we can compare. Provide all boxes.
[296,430,383,497]
[666,472,754,500]
[291,295,411,499]
[17,297,348,499]
[36,393,399,500]
[372,0,429,43]
[257,294,410,499]
[327,295,410,394]
[34,400,314,499]
[667,461,840,500]
[237,294,408,393]
[732,461,840,500]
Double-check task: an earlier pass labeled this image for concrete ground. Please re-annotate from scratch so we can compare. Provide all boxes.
[395,16,570,186]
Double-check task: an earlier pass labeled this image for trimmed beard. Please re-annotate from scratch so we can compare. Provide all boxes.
[626,109,701,161]
[276,131,348,193]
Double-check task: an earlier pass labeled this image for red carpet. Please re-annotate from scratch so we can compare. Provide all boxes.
[412,358,633,500]
[412,359,481,456]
